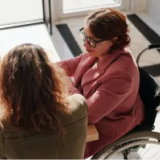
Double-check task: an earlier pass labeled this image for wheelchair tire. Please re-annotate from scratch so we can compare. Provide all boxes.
[92,131,160,159]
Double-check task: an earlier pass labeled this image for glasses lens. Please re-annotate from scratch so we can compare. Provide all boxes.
[80,31,86,41]
[79,28,96,48]
[88,38,96,48]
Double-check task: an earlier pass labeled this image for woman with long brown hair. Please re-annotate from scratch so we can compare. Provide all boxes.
[0,44,88,159]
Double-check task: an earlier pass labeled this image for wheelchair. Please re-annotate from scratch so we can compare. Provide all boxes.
[92,44,160,160]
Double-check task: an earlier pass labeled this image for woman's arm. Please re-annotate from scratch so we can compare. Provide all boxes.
[55,54,85,95]
[56,54,84,77]
[86,70,132,124]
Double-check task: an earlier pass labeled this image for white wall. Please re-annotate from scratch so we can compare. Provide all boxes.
[147,0,160,24]
[130,0,147,12]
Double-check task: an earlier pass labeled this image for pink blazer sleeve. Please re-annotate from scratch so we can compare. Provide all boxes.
[87,70,132,124]
[56,54,84,77]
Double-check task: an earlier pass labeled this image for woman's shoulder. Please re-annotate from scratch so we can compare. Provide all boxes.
[109,47,138,75]
[66,94,88,122]
[121,47,135,62]
[67,94,88,114]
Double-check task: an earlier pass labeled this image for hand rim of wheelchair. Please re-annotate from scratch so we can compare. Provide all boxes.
[136,43,160,64]
[92,131,160,159]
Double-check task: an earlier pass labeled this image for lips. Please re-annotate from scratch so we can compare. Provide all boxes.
[86,49,94,52]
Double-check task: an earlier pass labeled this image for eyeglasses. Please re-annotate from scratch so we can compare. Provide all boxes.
[79,27,106,48]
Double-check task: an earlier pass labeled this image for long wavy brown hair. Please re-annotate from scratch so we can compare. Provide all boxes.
[0,44,71,133]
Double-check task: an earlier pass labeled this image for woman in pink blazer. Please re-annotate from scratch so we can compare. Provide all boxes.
[57,8,145,158]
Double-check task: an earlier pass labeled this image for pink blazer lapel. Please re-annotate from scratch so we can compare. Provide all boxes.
[74,48,127,91]
[80,49,125,88]
[98,49,124,71]
[81,63,104,87]
[74,55,97,88]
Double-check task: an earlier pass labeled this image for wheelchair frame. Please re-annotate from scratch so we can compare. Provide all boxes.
[92,43,160,160]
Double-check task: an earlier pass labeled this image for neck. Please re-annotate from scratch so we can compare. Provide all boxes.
[98,54,108,61]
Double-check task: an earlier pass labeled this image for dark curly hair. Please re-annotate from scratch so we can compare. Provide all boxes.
[86,8,130,52]
[0,44,71,133]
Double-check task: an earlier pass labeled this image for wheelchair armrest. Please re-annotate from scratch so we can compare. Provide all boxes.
[148,44,160,49]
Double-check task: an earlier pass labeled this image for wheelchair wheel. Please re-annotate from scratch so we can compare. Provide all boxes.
[92,131,160,159]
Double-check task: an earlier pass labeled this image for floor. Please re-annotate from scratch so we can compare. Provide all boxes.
[0,24,60,63]
[54,12,160,79]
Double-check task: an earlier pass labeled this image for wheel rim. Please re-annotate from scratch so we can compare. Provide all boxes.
[105,138,160,159]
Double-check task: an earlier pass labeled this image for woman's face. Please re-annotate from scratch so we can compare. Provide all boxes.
[83,25,113,60]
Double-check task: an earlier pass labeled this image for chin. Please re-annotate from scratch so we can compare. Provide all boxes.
[88,52,98,58]
[87,50,96,56]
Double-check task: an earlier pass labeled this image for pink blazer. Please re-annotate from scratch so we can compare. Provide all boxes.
[58,47,144,154]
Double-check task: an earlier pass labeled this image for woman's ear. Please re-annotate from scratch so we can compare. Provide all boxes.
[112,37,118,43]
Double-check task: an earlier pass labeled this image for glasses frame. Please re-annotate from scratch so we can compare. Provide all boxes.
[79,27,106,48]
